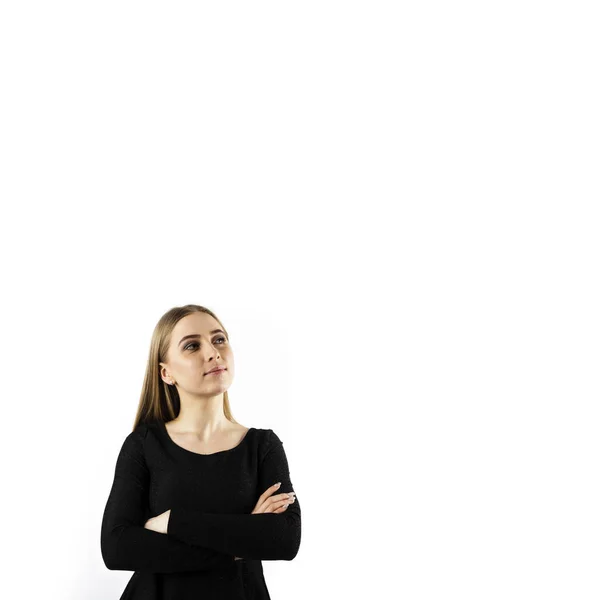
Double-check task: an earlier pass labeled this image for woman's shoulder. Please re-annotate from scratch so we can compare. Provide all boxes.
[132,422,151,438]
[111,422,151,463]
[251,427,288,460]
[228,422,274,441]
[250,426,275,439]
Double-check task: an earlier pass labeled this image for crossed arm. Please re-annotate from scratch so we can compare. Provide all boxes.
[101,427,301,572]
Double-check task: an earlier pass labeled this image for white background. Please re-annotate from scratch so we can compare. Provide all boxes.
[1,1,598,598]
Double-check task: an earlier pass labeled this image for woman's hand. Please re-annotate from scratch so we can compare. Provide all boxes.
[232,484,296,561]
[252,482,296,514]
[144,509,171,534]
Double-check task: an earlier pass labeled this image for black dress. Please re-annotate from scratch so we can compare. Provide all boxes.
[100,420,301,599]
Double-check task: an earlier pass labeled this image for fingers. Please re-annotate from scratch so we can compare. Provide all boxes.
[254,492,296,514]
[261,483,294,501]
[254,484,297,514]
[257,482,282,504]
[265,492,296,513]
[273,499,293,513]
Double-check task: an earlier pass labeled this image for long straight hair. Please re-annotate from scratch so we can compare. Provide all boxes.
[131,304,238,432]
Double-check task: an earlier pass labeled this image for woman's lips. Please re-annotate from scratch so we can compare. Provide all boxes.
[207,368,226,375]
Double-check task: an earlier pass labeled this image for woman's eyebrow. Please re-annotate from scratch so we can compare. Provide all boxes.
[178,329,226,346]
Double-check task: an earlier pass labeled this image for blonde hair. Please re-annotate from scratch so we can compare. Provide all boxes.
[131,304,238,432]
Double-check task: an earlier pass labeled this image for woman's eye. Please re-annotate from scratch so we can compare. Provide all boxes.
[184,337,226,351]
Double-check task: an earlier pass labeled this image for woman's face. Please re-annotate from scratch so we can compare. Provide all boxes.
[160,312,234,395]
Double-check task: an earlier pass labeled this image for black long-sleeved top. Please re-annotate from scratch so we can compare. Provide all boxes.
[100,420,301,599]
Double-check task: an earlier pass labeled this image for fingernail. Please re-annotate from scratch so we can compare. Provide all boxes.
[275,482,281,487]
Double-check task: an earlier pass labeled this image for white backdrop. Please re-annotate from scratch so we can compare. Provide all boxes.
[1,1,599,599]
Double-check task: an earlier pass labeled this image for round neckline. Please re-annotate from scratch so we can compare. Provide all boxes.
[158,420,255,457]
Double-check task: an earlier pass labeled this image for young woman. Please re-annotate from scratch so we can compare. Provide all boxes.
[101,304,301,599]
